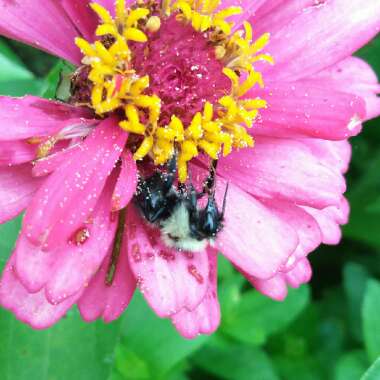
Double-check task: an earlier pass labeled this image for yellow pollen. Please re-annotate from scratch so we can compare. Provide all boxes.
[36,137,58,159]
[75,0,273,182]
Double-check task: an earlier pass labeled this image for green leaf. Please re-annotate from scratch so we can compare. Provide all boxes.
[343,263,369,342]
[273,354,323,380]
[5,39,58,77]
[0,79,44,97]
[217,254,236,279]
[0,40,44,96]
[0,216,22,272]
[356,35,380,76]
[0,269,121,375]
[112,293,209,380]
[335,351,368,380]
[0,308,121,380]
[363,280,380,361]
[0,40,34,81]
[361,357,380,380]
[222,285,310,346]
[193,338,279,380]
[41,60,75,100]
[345,150,380,247]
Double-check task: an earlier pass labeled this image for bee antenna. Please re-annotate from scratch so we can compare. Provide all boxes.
[221,182,229,218]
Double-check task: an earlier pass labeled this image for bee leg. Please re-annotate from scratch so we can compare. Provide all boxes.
[197,159,218,199]
[188,184,198,209]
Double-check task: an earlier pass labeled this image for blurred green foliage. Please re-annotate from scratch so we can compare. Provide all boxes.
[0,34,380,380]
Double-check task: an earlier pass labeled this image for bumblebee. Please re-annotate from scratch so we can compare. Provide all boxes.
[134,155,228,252]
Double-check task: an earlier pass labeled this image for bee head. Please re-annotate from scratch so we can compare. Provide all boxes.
[189,182,228,241]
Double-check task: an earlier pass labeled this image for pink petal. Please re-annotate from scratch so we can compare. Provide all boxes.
[0,1,81,64]
[248,273,288,301]
[0,163,43,223]
[43,181,118,304]
[210,177,298,279]
[0,96,94,141]
[284,258,312,289]
[219,0,267,29]
[296,139,352,174]
[171,249,220,339]
[15,175,117,296]
[126,206,209,318]
[13,233,56,293]
[261,199,321,271]
[252,82,366,140]
[247,257,312,301]
[303,198,349,245]
[111,151,137,212]
[253,0,329,37]
[0,255,80,329]
[0,141,35,165]
[78,226,136,323]
[23,117,127,250]
[250,0,283,21]
[32,144,82,177]
[60,0,98,40]
[218,137,346,209]
[308,57,380,120]
[257,0,380,80]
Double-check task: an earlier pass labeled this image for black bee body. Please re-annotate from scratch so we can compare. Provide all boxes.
[134,156,227,252]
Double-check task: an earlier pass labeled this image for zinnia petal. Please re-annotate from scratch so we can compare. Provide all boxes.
[0,1,82,63]
[78,225,136,323]
[126,206,210,318]
[15,176,117,296]
[22,117,127,250]
[247,257,312,301]
[307,56,380,120]
[259,0,380,80]
[0,96,94,141]
[111,151,138,212]
[261,199,322,271]
[0,255,81,329]
[303,197,350,245]
[0,141,36,166]
[0,163,43,224]
[252,82,366,140]
[213,180,299,279]
[218,137,346,209]
[60,0,98,40]
[171,249,220,339]
[296,139,352,175]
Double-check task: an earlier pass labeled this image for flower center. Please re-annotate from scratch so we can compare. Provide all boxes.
[74,0,273,182]
[131,15,231,126]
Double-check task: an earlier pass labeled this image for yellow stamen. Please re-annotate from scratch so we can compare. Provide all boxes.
[134,135,154,161]
[124,28,148,42]
[126,8,150,27]
[90,3,113,24]
[116,0,126,22]
[75,38,96,57]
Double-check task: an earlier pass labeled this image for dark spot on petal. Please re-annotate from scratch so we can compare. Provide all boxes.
[188,264,204,284]
[131,243,142,262]
[159,250,176,261]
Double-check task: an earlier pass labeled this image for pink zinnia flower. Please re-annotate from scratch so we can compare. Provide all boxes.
[0,0,379,339]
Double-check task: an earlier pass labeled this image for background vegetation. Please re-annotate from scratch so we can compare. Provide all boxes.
[0,34,379,380]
